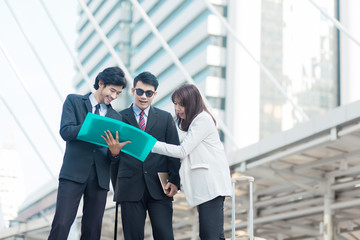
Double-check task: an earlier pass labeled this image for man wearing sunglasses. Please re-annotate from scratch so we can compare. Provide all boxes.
[111,71,180,239]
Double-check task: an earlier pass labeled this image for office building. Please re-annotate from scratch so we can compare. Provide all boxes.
[73,0,347,150]
[74,0,228,139]
[74,0,132,110]
[0,145,24,229]
[1,0,359,239]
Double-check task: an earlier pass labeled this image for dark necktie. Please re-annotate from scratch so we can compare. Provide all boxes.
[138,110,145,131]
[94,104,100,115]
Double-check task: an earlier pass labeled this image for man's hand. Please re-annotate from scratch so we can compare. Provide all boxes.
[101,130,131,156]
[165,182,178,197]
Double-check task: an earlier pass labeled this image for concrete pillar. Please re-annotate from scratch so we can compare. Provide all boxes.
[191,208,198,240]
[340,0,360,105]
[323,180,335,240]
[225,0,261,151]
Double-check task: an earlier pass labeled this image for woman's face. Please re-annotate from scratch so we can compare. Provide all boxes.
[174,99,186,120]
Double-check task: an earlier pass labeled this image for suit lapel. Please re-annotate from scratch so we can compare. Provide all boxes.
[123,106,139,127]
[123,105,158,132]
[145,106,157,133]
[83,93,92,113]
[105,105,116,118]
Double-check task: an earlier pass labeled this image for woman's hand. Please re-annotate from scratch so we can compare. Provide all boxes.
[101,130,131,156]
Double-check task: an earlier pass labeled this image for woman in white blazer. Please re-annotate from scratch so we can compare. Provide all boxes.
[152,84,232,240]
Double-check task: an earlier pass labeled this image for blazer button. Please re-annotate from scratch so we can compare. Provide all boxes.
[144,171,148,174]
[93,149,96,153]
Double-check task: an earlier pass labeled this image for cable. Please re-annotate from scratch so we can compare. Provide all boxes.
[77,0,134,85]
[129,0,242,149]
[0,40,64,154]
[4,0,64,103]
[203,0,310,122]
[308,0,360,48]
[0,94,56,180]
[38,0,94,90]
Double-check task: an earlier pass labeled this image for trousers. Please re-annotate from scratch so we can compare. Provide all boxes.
[197,196,226,240]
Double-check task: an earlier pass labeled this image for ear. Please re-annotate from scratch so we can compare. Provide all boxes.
[99,80,104,88]
[153,91,158,98]
[131,88,135,95]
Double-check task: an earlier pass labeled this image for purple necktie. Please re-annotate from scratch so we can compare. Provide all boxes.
[138,110,145,131]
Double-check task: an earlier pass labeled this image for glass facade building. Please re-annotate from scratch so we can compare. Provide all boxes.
[260,0,337,138]
[1,0,360,239]
[75,0,228,136]
[74,0,340,148]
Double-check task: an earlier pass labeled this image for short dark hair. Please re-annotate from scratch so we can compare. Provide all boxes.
[133,71,159,90]
[93,66,127,90]
[172,84,216,131]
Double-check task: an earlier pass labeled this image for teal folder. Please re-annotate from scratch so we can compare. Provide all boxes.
[77,113,157,162]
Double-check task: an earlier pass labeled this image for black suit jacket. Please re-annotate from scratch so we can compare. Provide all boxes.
[112,105,180,202]
[59,93,122,190]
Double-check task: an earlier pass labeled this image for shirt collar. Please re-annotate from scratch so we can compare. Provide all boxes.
[89,93,107,112]
[132,104,150,117]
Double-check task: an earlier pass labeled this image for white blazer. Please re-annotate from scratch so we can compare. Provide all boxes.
[152,111,232,208]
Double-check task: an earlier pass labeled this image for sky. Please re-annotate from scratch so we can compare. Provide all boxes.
[0,0,78,199]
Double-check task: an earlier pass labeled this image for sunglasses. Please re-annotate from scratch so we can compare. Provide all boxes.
[135,88,155,97]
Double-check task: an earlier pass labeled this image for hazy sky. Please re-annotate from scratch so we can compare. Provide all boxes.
[0,0,78,198]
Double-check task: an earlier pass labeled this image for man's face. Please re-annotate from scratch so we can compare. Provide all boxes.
[131,81,157,110]
[96,81,123,105]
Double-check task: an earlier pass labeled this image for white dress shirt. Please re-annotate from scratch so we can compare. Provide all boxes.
[89,93,107,116]
[152,111,232,208]
[132,104,150,127]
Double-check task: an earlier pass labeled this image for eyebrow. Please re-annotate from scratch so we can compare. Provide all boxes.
[111,88,122,94]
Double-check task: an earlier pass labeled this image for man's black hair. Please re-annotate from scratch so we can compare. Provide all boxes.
[133,71,159,90]
[94,66,127,90]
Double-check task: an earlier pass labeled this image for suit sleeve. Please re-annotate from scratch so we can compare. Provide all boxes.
[164,112,181,189]
[109,153,120,190]
[59,95,82,141]
[107,109,123,191]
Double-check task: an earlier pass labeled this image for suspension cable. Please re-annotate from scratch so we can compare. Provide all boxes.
[4,0,64,103]
[308,0,360,48]
[0,40,64,154]
[0,94,56,180]
[38,0,93,90]
[77,0,134,85]
[203,0,309,122]
[129,0,241,149]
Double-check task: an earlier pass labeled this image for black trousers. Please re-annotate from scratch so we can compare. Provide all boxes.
[48,165,107,240]
[197,196,226,240]
[120,187,174,240]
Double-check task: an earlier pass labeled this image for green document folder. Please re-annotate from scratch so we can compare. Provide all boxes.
[77,113,157,162]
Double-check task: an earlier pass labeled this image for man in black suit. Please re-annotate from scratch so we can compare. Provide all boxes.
[48,66,128,240]
[111,71,181,240]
